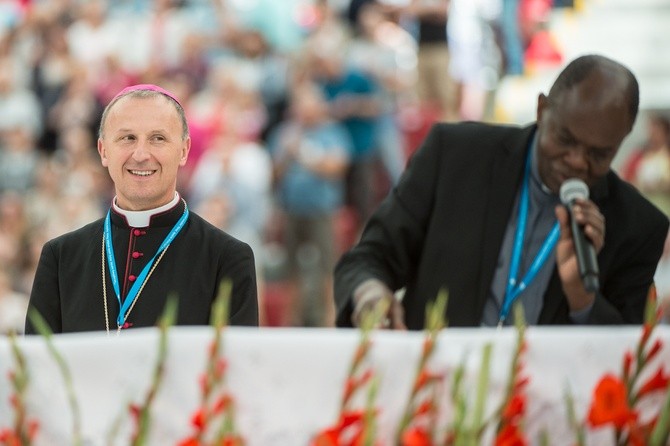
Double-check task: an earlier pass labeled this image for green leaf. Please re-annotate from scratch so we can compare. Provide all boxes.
[649,383,670,446]
[28,308,82,446]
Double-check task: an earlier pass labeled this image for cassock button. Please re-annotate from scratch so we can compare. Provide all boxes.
[128,275,137,282]
[132,251,142,259]
[133,229,141,236]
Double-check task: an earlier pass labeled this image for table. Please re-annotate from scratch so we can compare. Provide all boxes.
[1,326,668,445]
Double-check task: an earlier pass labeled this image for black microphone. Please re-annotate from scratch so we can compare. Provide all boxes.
[559,179,600,293]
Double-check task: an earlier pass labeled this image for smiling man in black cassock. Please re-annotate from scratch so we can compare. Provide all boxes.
[26,84,258,335]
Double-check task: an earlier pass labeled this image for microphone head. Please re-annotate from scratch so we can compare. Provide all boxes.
[560,178,589,205]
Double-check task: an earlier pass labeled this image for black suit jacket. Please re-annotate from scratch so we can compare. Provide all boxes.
[335,122,669,329]
[26,200,258,333]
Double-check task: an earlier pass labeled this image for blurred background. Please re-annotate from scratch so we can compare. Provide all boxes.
[0,0,668,333]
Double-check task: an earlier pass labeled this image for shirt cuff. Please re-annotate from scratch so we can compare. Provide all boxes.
[569,301,595,324]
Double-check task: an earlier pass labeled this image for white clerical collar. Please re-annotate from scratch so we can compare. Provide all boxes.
[112,192,180,228]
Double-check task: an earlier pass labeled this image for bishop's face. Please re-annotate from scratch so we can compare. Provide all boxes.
[98,95,190,211]
[535,69,633,194]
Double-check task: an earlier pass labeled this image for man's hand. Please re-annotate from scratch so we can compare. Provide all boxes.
[555,198,606,311]
[351,279,407,330]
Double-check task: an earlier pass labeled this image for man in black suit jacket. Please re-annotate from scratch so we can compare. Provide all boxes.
[334,55,669,329]
[26,85,258,334]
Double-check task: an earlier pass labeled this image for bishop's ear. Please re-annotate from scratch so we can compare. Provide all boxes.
[98,139,109,167]
[179,137,192,166]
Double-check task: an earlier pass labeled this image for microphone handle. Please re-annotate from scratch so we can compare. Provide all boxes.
[569,203,600,293]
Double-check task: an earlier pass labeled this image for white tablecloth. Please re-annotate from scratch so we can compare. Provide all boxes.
[1,326,668,445]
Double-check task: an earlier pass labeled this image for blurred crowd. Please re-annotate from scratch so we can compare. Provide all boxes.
[0,0,597,333]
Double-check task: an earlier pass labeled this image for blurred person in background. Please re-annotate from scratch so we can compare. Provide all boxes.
[0,267,28,335]
[447,0,503,121]
[66,0,119,86]
[25,85,258,334]
[0,192,29,277]
[269,81,352,327]
[0,59,42,141]
[305,29,381,237]
[348,1,417,187]
[189,124,273,325]
[622,113,670,217]
[622,113,670,324]
[31,21,80,153]
[399,0,459,122]
[0,125,42,194]
[47,68,103,144]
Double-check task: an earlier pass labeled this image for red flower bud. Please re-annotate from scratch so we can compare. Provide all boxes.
[495,423,527,446]
[502,394,526,421]
[401,426,432,446]
[645,338,663,362]
[311,427,340,446]
[637,366,670,398]
[213,394,233,414]
[622,351,633,380]
[177,436,201,446]
[191,407,207,430]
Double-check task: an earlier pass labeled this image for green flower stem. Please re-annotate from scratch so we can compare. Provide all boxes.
[649,383,670,446]
[340,298,387,412]
[471,343,492,435]
[132,295,177,446]
[564,384,585,446]
[395,291,448,444]
[362,375,380,446]
[28,308,82,446]
[8,333,31,445]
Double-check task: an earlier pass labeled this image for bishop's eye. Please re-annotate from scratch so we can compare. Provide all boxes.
[556,131,575,146]
[588,149,611,163]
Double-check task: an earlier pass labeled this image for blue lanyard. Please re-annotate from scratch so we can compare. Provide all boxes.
[499,151,559,325]
[103,205,189,328]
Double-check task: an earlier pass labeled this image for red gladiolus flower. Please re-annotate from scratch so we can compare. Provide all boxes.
[339,410,365,430]
[352,342,370,365]
[208,340,217,357]
[413,370,439,392]
[401,426,432,446]
[190,408,207,430]
[645,338,663,362]
[217,434,245,446]
[413,400,433,418]
[587,374,637,428]
[502,394,526,421]
[641,324,652,346]
[422,338,434,357]
[177,437,201,446]
[343,377,357,403]
[627,417,657,446]
[129,403,141,420]
[215,359,228,379]
[28,419,39,439]
[637,366,670,398]
[213,394,233,414]
[199,374,210,396]
[343,371,372,404]
[311,427,340,446]
[622,350,633,380]
[513,375,529,393]
[495,424,527,446]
